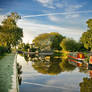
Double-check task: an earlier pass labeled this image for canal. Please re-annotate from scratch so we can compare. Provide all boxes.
[17,54,91,92]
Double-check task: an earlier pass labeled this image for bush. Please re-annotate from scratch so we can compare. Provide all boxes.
[0,46,9,55]
[60,38,78,52]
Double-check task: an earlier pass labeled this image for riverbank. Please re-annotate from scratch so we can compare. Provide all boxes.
[0,53,18,92]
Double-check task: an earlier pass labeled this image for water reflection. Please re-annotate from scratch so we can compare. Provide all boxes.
[17,62,22,85]
[17,53,92,92]
[19,53,76,75]
[80,77,92,92]
[32,60,62,75]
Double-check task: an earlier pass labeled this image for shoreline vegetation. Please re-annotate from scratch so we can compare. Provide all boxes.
[0,12,92,60]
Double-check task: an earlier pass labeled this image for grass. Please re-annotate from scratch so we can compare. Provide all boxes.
[0,53,15,92]
[0,53,6,60]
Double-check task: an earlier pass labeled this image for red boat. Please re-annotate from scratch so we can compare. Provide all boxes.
[68,52,85,67]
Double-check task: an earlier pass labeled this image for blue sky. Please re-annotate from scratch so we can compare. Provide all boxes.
[0,0,92,43]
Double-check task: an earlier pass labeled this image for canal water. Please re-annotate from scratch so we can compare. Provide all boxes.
[17,54,91,92]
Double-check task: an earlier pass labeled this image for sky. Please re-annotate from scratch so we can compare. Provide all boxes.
[0,0,92,43]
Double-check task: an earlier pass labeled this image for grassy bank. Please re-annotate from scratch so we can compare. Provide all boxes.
[0,53,15,92]
[0,53,8,60]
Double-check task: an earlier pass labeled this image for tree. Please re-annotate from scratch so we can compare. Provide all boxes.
[80,19,92,51]
[32,32,64,52]
[0,12,23,50]
[50,32,65,50]
[76,43,87,52]
[32,33,51,51]
[60,38,78,51]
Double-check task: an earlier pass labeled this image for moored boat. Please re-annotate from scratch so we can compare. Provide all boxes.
[68,52,85,67]
[88,55,92,70]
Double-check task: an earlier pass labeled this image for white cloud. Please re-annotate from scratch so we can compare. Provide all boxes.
[17,19,83,43]
[64,4,84,18]
[37,0,52,4]
[65,14,80,19]
[37,0,55,9]
[48,15,61,22]
[36,0,64,9]
[65,5,83,12]
[36,0,86,19]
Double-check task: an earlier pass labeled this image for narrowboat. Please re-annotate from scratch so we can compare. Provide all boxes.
[88,55,92,70]
[68,52,85,67]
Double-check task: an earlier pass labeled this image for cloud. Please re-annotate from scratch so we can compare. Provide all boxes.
[37,0,55,9]
[65,14,80,19]
[36,0,64,9]
[65,5,83,12]
[48,15,60,22]
[17,19,83,43]
[36,0,86,18]
[64,4,84,18]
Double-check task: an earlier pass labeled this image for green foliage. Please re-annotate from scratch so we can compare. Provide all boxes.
[0,12,23,50]
[50,33,65,50]
[80,19,92,51]
[18,43,37,52]
[77,43,87,51]
[60,38,79,51]
[33,32,64,51]
[33,33,52,51]
[18,43,25,50]
[0,46,7,54]
[23,43,30,51]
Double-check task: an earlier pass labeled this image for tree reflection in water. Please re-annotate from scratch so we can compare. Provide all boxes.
[80,77,92,92]
[18,53,92,92]
[60,59,76,72]
[20,53,76,75]
[32,60,62,75]
[79,66,92,92]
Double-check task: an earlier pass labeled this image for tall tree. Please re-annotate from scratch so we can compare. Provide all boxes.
[0,12,23,49]
[80,19,92,51]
